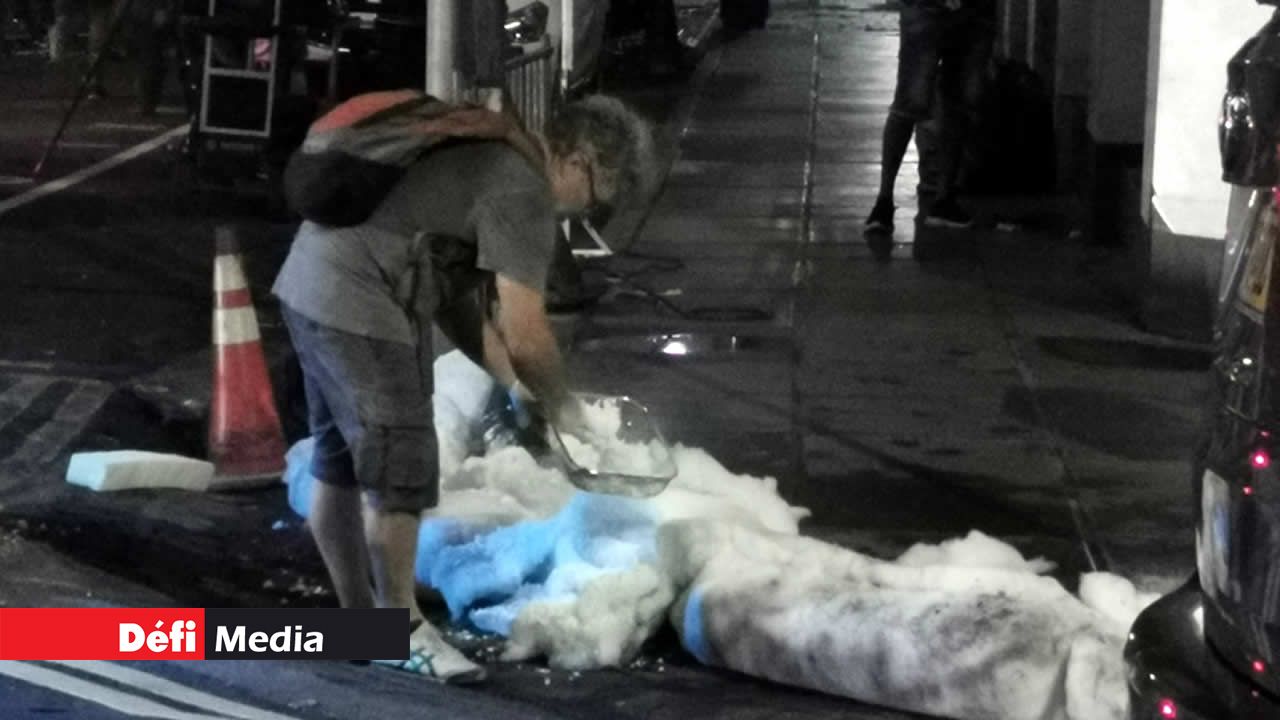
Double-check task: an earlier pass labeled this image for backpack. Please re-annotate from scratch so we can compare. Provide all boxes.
[283,89,543,227]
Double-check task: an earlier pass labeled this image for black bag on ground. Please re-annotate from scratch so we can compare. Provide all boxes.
[963,59,1055,195]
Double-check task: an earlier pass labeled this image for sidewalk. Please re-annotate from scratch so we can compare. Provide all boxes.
[572,0,1199,592]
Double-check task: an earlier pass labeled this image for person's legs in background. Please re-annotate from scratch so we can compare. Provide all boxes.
[866,4,941,236]
[922,8,993,227]
[912,86,942,204]
[46,0,68,60]
[86,0,121,94]
[86,0,111,94]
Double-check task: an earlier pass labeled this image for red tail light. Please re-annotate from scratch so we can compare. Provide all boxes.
[1252,449,1271,469]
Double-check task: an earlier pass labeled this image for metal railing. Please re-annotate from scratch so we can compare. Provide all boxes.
[503,44,557,134]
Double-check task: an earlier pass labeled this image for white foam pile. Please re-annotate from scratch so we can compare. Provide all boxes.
[283,351,1156,720]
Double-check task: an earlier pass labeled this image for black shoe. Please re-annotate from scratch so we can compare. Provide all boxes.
[864,197,895,235]
[923,196,973,228]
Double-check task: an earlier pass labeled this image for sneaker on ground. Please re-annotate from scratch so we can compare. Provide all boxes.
[375,621,487,684]
[864,198,895,235]
[923,197,974,228]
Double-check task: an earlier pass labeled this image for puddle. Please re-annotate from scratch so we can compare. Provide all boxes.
[1036,337,1212,372]
[576,332,791,359]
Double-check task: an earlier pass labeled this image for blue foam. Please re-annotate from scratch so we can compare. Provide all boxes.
[681,587,714,665]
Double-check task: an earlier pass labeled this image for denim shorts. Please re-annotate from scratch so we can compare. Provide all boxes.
[281,305,438,514]
[891,5,994,121]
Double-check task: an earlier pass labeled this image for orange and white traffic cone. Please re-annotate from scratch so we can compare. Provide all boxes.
[208,225,286,488]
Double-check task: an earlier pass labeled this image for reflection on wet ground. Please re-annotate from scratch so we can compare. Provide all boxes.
[576,331,792,359]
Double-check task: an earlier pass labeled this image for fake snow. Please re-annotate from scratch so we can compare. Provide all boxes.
[284,351,1153,720]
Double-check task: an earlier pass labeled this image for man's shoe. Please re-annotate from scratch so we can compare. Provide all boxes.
[864,198,895,235]
[923,196,974,228]
[375,621,487,684]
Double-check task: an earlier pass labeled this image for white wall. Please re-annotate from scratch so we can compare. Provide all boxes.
[1145,0,1274,239]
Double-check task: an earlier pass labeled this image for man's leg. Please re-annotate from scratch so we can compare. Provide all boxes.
[923,10,992,226]
[87,0,112,55]
[86,0,118,94]
[47,0,68,61]
[355,330,435,632]
[283,307,377,611]
[876,112,915,205]
[310,482,376,609]
[362,506,426,624]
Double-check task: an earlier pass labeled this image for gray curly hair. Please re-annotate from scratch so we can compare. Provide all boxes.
[544,95,658,208]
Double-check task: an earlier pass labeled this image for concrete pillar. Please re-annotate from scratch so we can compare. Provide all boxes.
[561,0,575,93]
[427,0,458,100]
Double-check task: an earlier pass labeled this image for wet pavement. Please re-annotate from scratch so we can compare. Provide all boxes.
[0,0,1201,718]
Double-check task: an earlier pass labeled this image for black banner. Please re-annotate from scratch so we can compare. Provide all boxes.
[204,608,408,660]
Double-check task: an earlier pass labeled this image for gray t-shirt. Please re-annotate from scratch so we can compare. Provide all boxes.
[273,141,556,344]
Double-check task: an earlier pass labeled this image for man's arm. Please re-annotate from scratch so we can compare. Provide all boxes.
[434,286,520,388]
[491,273,575,424]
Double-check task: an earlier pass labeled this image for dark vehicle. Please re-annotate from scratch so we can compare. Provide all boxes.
[1123,5,1280,718]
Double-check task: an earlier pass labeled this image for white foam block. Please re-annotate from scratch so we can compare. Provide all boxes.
[66,451,214,492]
